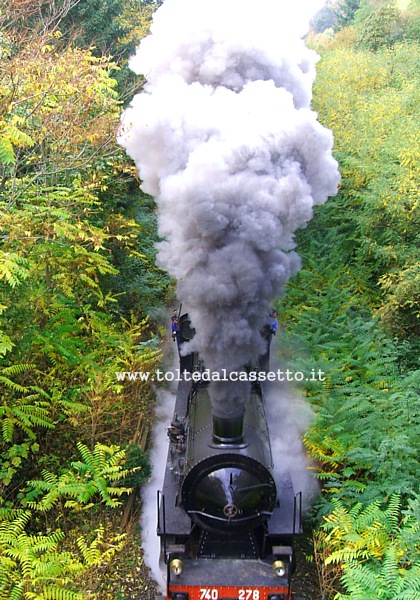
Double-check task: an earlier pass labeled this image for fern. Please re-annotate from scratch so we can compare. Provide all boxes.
[0,510,126,599]
[27,442,138,511]
[0,389,53,443]
[0,510,88,600]
[0,252,30,288]
[0,331,14,358]
[336,551,420,600]
[0,364,53,488]
[0,135,15,165]
[2,583,24,600]
[323,496,420,599]
[76,526,125,568]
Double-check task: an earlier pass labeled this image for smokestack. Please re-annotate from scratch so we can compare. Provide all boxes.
[209,379,249,445]
[212,414,245,446]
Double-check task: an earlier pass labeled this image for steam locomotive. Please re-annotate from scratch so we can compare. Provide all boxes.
[157,314,302,600]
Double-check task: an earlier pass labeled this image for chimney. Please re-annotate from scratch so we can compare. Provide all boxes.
[212,413,245,445]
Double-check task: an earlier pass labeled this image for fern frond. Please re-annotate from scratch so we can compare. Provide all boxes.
[0,363,36,377]
[0,510,31,536]
[382,546,399,591]
[2,418,15,443]
[26,530,65,552]
[0,136,15,165]
[386,494,402,533]
[0,331,14,357]
[6,583,23,600]
[0,252,30,288]
[0,376,28,393]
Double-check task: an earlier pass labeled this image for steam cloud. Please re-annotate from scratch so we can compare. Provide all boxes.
[119,0,340,416]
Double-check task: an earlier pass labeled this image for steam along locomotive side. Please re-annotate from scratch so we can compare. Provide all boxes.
[157,314,302,600]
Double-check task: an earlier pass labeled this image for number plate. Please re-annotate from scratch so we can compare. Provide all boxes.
[199,590,261,600]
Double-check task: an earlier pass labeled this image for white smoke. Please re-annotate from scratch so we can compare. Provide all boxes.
[140,384,175,593]
[119,0,340,412]
[265,381,320,517]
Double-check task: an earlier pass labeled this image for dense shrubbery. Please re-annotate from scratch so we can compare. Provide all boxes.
[279,7,420,596]
[0,1,166,597]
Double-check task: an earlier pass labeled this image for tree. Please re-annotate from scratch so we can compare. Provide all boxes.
[57,0,163,62]
[357,4,404,49]
[334,0,361,30]
[279,34,420,599]
[311,2,338,33]
[1,35,120,195]
[312,41,420,344]
[0,1,165,594]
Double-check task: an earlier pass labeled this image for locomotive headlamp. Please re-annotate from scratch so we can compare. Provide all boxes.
[170,558,184,576]
[273,559,287,577]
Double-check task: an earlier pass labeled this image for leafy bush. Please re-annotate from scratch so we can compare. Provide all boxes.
[0,441,141,600]
[321,496,420,599]
[280,35,420,597]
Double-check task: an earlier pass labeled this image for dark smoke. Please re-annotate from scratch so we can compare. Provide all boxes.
[118,0,340,417]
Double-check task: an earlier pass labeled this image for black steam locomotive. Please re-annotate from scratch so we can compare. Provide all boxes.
[157,314,302,600]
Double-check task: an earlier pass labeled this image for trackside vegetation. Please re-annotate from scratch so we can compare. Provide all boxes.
[279,2,420,596]
[1,1,166,598]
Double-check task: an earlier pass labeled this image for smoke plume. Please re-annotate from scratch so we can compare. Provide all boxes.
[140,386,174,592]
[119,0,340,415]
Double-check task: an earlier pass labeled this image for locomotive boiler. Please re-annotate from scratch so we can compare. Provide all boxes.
[157,315,302,600]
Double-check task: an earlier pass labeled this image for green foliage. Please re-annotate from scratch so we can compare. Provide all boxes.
[76,525,125,570]
[321,496,420,599]
[0,440,139,597]
[103,190,171,316]
[311,0,420,50]
[56,0,163,95]
[0,507,126,600]
[0,336,13,359]
[404,0,420,39]
[62,0,130,53]
[0,119,35,166]
[281,237,419,498]
[0,253,30,289]
[0,363,54,491]
[334,0,362,31]
[312,41,420,344]
[0,2,167,596]
[357,4,405,50]
[0,176,162,447]
[27,443,138,511]
[279,252,420,507]
[121,443,152,488]
[281,32,420,599]
[0,509,83,600]
[60,0,162,57]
